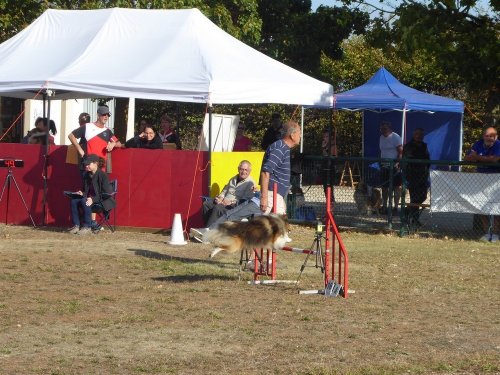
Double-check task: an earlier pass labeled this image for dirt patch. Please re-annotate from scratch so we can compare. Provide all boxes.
[0,224,498,374]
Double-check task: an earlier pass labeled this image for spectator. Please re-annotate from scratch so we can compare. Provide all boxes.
[260,121,301,214]
[190,192,262,243]
[68,105,121,171]
[78,112,91,128]
[261,112,283,150]
[233,121,252,151]
[21,117,57,145]
[125,125,162,149]
[464,126,500,242]
[202,160,255,227]
[158,113,181,149]
[67,154,116,235]
[379,121,403,215]
[403,128,430,224]
[27,128,46,145]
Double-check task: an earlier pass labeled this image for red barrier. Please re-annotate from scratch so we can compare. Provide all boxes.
[325,186,349,298]
[0,144,207,230]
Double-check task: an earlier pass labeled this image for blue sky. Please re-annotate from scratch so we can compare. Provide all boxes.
[311,0,493,15]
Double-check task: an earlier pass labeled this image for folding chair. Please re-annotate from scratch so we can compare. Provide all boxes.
[91,179,118,232]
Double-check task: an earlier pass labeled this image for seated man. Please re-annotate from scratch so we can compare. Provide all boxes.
[67,154,116,235]
[202,160,255,228]
[464,126,500,242]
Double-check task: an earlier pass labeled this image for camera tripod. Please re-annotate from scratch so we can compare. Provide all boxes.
[0,166,36,227]
[296,222,325,283]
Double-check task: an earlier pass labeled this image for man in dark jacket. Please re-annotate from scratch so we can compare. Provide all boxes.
[402,128,430,223]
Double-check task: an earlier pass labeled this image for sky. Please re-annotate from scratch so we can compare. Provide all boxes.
[311,0,494,15]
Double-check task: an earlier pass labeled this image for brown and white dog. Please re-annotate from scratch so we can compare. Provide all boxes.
[353,181,383,215]
[203,215,290,258]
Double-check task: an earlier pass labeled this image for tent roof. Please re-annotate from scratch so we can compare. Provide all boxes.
[0,8,332,106]
[333,67,463,113]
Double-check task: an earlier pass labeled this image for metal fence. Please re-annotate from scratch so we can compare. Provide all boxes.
[287,155,500,241]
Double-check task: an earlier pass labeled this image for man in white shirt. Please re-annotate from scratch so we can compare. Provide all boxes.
[379,121,403,215]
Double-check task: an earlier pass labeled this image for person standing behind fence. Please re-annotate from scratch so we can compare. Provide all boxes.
[464,126,500,242]
[233,121,252,151]
[403,128,430,223]
[158,113,182,149]
[261,112,283,150]
[260,121,301,214]
[68,106,121,171]
[379,121,403,215]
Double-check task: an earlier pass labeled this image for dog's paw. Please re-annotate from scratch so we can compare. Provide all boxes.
[209,247,222,258]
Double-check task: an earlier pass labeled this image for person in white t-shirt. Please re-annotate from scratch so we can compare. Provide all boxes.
[379,121,403,215]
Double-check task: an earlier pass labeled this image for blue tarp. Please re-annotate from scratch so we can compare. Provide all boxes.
[333,68,464,161]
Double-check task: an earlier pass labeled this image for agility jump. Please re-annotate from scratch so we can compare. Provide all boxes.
[250,185,349,298]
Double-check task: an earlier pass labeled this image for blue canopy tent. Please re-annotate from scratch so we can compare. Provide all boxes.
[333,67,464,160]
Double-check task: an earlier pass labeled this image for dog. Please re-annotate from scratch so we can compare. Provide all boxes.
[203,214,290,258]
[353,181,382,215]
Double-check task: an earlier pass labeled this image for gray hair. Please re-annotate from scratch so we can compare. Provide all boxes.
[283,121,300,137]
[238,160,252,170]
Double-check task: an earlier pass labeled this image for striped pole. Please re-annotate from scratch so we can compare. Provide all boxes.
[281,246,316,255]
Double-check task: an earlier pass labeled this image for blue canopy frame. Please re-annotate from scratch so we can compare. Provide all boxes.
[333,68,464,160]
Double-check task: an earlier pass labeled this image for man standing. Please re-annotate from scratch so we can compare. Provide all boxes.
[202,160,255,227]
[464,126,500,242]
[403,128,430,223]
[68,106,121,170]
[260,121,301,214]
[379,121,403,215]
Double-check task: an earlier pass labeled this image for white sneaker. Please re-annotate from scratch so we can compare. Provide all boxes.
[490,234,499,243]
[190,228,209,243]
[480,233,492,242]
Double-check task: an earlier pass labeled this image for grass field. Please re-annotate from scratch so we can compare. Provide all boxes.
[0,224,498,375]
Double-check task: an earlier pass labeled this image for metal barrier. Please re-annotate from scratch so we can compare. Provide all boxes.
[288,156,500,241]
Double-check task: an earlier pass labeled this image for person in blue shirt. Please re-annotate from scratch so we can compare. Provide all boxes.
[465,126,500,242]
[465,127,500,173]
[260,121,301,215]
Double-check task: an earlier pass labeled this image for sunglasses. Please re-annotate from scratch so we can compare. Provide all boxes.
[101,113,110,117]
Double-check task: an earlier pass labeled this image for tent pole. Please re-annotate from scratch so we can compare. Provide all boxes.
[42,91,52,226]
[208,104,213,195]
[458,113,464,162]
[401,103,407,145]
[300,107,304,154]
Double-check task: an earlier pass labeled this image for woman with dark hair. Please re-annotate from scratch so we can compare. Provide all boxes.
[125,125,162,149]
[68,154,115,235]
[37,117,57,145]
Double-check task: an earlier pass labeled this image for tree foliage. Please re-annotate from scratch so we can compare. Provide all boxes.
[258,1,369,77]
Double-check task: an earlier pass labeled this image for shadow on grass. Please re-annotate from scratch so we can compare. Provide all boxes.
[128,248,237,269]
[151,274,235,283]
[128,248,203,263]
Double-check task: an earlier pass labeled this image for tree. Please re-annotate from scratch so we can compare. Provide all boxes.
[343,0,499,120]
[0,0,262,46]
[258,1,369,77]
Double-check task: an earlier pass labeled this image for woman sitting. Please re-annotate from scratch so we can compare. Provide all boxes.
[68,154,116,235]
[124,124,162,149]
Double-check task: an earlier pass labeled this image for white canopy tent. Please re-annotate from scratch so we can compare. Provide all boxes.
[0,7,332,106]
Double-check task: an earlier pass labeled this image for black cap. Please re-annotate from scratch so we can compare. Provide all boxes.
[82,154,99,165]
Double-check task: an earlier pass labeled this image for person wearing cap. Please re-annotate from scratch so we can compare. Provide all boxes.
[68,105,121,170]
[232,121,252,151]
[68,154,116,235]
